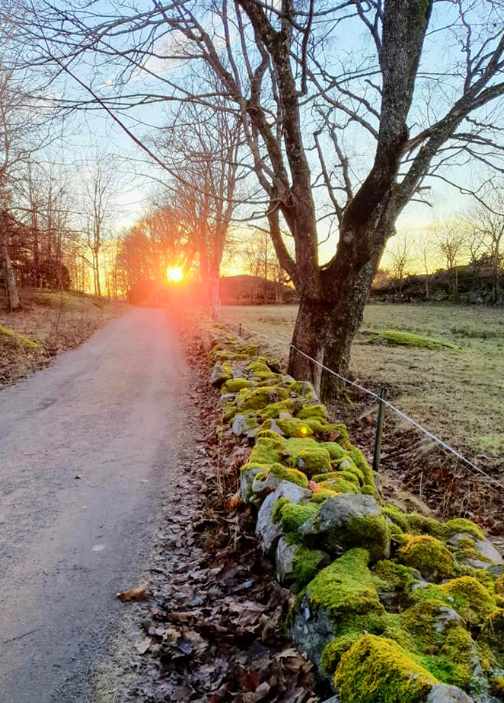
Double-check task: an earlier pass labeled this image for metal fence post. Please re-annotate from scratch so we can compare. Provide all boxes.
[239,323,242,336]
[372,388,388,474]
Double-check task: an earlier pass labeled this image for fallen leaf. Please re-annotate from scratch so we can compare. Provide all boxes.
[135,636,152,654]
[117,582,148,602]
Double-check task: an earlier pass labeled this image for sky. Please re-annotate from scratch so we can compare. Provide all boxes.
[31,0,504,276]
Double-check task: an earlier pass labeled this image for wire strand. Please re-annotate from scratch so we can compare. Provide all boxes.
[224,321,503,491]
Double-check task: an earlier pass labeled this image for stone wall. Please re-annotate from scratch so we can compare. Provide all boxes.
[204,324,504,703]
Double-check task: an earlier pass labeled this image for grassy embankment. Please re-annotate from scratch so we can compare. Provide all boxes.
[221,304,504,478]
[0,288,126,389]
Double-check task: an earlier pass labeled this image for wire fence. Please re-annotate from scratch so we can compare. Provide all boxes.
[222,320,504,493]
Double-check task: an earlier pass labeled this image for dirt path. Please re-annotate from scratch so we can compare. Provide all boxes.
[0,307,190,703]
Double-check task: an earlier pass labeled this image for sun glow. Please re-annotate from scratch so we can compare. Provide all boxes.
[166,267,183,283]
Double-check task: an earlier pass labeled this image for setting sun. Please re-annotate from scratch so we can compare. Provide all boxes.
[166,267,183,283]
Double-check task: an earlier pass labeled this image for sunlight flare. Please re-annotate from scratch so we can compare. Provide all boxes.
[166,267,183,283]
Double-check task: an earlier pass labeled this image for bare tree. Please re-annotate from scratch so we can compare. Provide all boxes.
[386,233,412,300]
[82,154,118,297]
[415,234,435,301]
[157,102,242,317]
[470,186,504,303]
[434,221,467,295]
[0,62,24,310]
[20,1,504,397]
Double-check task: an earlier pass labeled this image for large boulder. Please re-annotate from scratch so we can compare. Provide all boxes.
[298,493,390,562]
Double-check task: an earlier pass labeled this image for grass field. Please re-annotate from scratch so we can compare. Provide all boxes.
[221,303,504,469]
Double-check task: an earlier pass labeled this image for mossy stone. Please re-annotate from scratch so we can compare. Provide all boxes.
[296,446,332,477]
[334,634,437,703]
[399,535,456,580]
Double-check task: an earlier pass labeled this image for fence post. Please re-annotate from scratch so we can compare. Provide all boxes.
[239,323,242,336]
[372,388,388,474]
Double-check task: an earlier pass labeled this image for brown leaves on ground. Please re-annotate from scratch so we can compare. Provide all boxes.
[117,582,148,602]
[118,319,326,703]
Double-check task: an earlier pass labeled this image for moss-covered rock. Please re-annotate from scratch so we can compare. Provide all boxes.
[0,325,41,349]
[273,499,318,532]
[262,417,314,438]
[252,463,309,497]
[399,536,456,581]
[222,378,256,394]
[239,385,290,411]
[334,634,438,703]
[318,471,361,494]
[401,600,480,689]
[299,494,390,562]
[292,543,331,590]
[260,399,295,420]
[414,577,498,626]
[297,404,328,421]
[296,446,332,477]
[366,329,459,351]
[305,549,385,618]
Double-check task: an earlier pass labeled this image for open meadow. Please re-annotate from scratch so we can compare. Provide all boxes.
[221,303,504,502]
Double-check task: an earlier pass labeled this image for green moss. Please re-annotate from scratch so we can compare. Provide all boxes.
[264,417,314,438]
[0,325,41,349]
[248,433,285,465]
[310,488,338,504]
[296,446,332,477]
[288,380,317,398]
[368,330,459,350]
[399,536,455,579]
[260,399,295,420]
[373,560,419,594]
[319,476,360,494]
[381,507,484,545]
[276,500,318,532]
[345,514,391,563]
[296,404,328,421]
[321,633,362,674]
[221,378,256,394]
[319,441,347,461]
[346,446,375,489]
[292,544,328,589]
[256,463,308,488]
[334,634,437,703]
[481,609,504,660]
[383,506,411,532]
[442,518,484,540]
[247,359,277,379]
[306,548,385,618]
[414,577,498,625]
[401,600,477,688]
[223,400,237,422]
[239,386,289,411]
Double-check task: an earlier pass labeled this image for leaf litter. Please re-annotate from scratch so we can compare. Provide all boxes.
[113,320,326,703]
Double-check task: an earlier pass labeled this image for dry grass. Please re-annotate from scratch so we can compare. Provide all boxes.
[0,288,127,388]
[221,303,504,468]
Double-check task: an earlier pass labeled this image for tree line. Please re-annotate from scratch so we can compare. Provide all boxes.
[2,1,504,400]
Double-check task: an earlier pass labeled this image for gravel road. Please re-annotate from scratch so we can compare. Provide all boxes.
[0,307,189,703]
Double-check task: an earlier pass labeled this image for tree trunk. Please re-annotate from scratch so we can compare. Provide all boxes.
[320,258,377,401]
[288,297,332,392]
[208,269,220,319]
[0,212,21,311]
